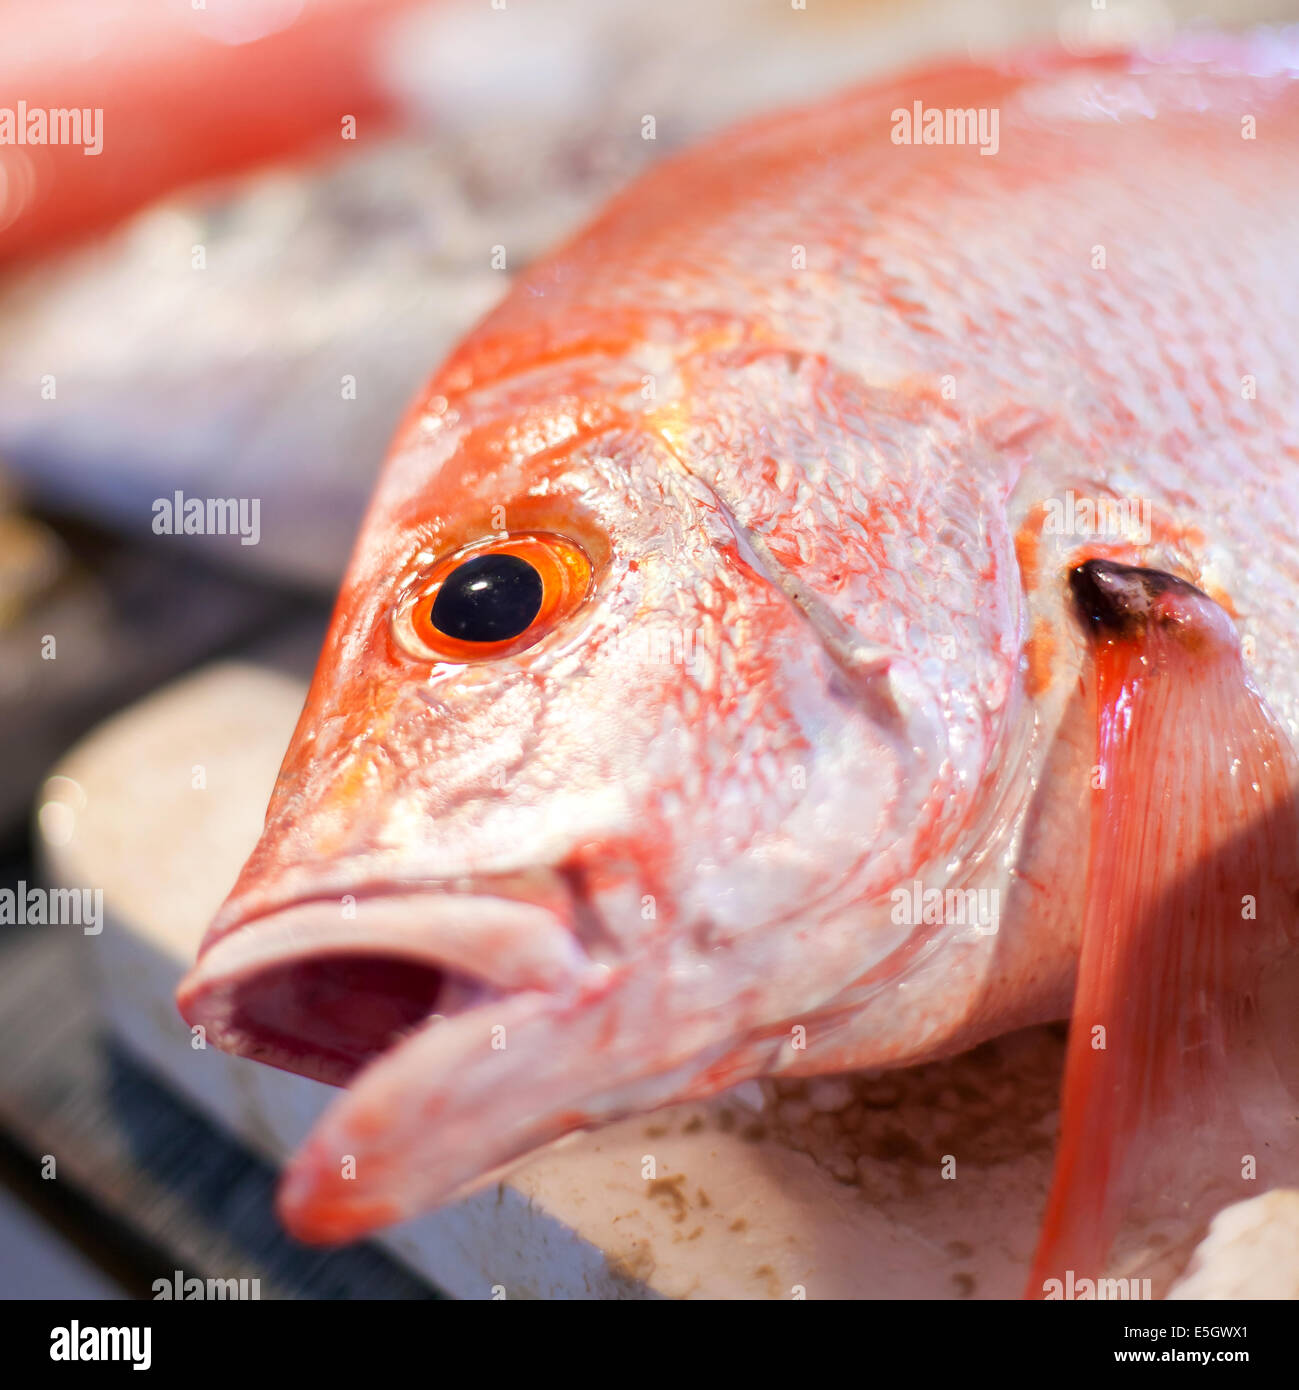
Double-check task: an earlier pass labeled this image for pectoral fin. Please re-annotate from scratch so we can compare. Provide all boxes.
[1027,560,1299,1297]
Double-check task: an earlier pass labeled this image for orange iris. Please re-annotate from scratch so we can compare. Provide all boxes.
[393,532,594,664]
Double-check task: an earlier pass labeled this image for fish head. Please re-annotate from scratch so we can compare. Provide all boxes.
[177,355,1025,1241]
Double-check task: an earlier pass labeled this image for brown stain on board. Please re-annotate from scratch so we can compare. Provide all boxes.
[646,1172,690,1223]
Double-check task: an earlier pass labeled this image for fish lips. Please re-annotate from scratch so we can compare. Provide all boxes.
[176,886,601,1088]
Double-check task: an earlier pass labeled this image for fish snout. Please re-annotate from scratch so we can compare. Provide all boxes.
[176,876,601,1088]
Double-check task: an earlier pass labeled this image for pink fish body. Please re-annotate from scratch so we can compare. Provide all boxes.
[179,37,1299,1280]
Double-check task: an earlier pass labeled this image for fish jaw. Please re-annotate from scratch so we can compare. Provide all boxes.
[273,961,752,1243]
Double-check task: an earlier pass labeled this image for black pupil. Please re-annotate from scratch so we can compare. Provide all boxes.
[430,553,544,643]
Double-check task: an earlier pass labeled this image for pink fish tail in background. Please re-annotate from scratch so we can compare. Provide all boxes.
[0,0,432,264]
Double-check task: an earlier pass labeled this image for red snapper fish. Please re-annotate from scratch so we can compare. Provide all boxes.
[178,38,1299,1291]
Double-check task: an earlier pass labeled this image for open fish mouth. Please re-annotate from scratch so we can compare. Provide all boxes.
[178,882,745,1244]
[176,885,599,1087]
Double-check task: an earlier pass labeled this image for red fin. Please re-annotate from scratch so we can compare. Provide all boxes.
[1028,561,1299,1298]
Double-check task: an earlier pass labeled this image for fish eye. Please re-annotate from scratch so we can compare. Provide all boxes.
[393,532,594,663]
